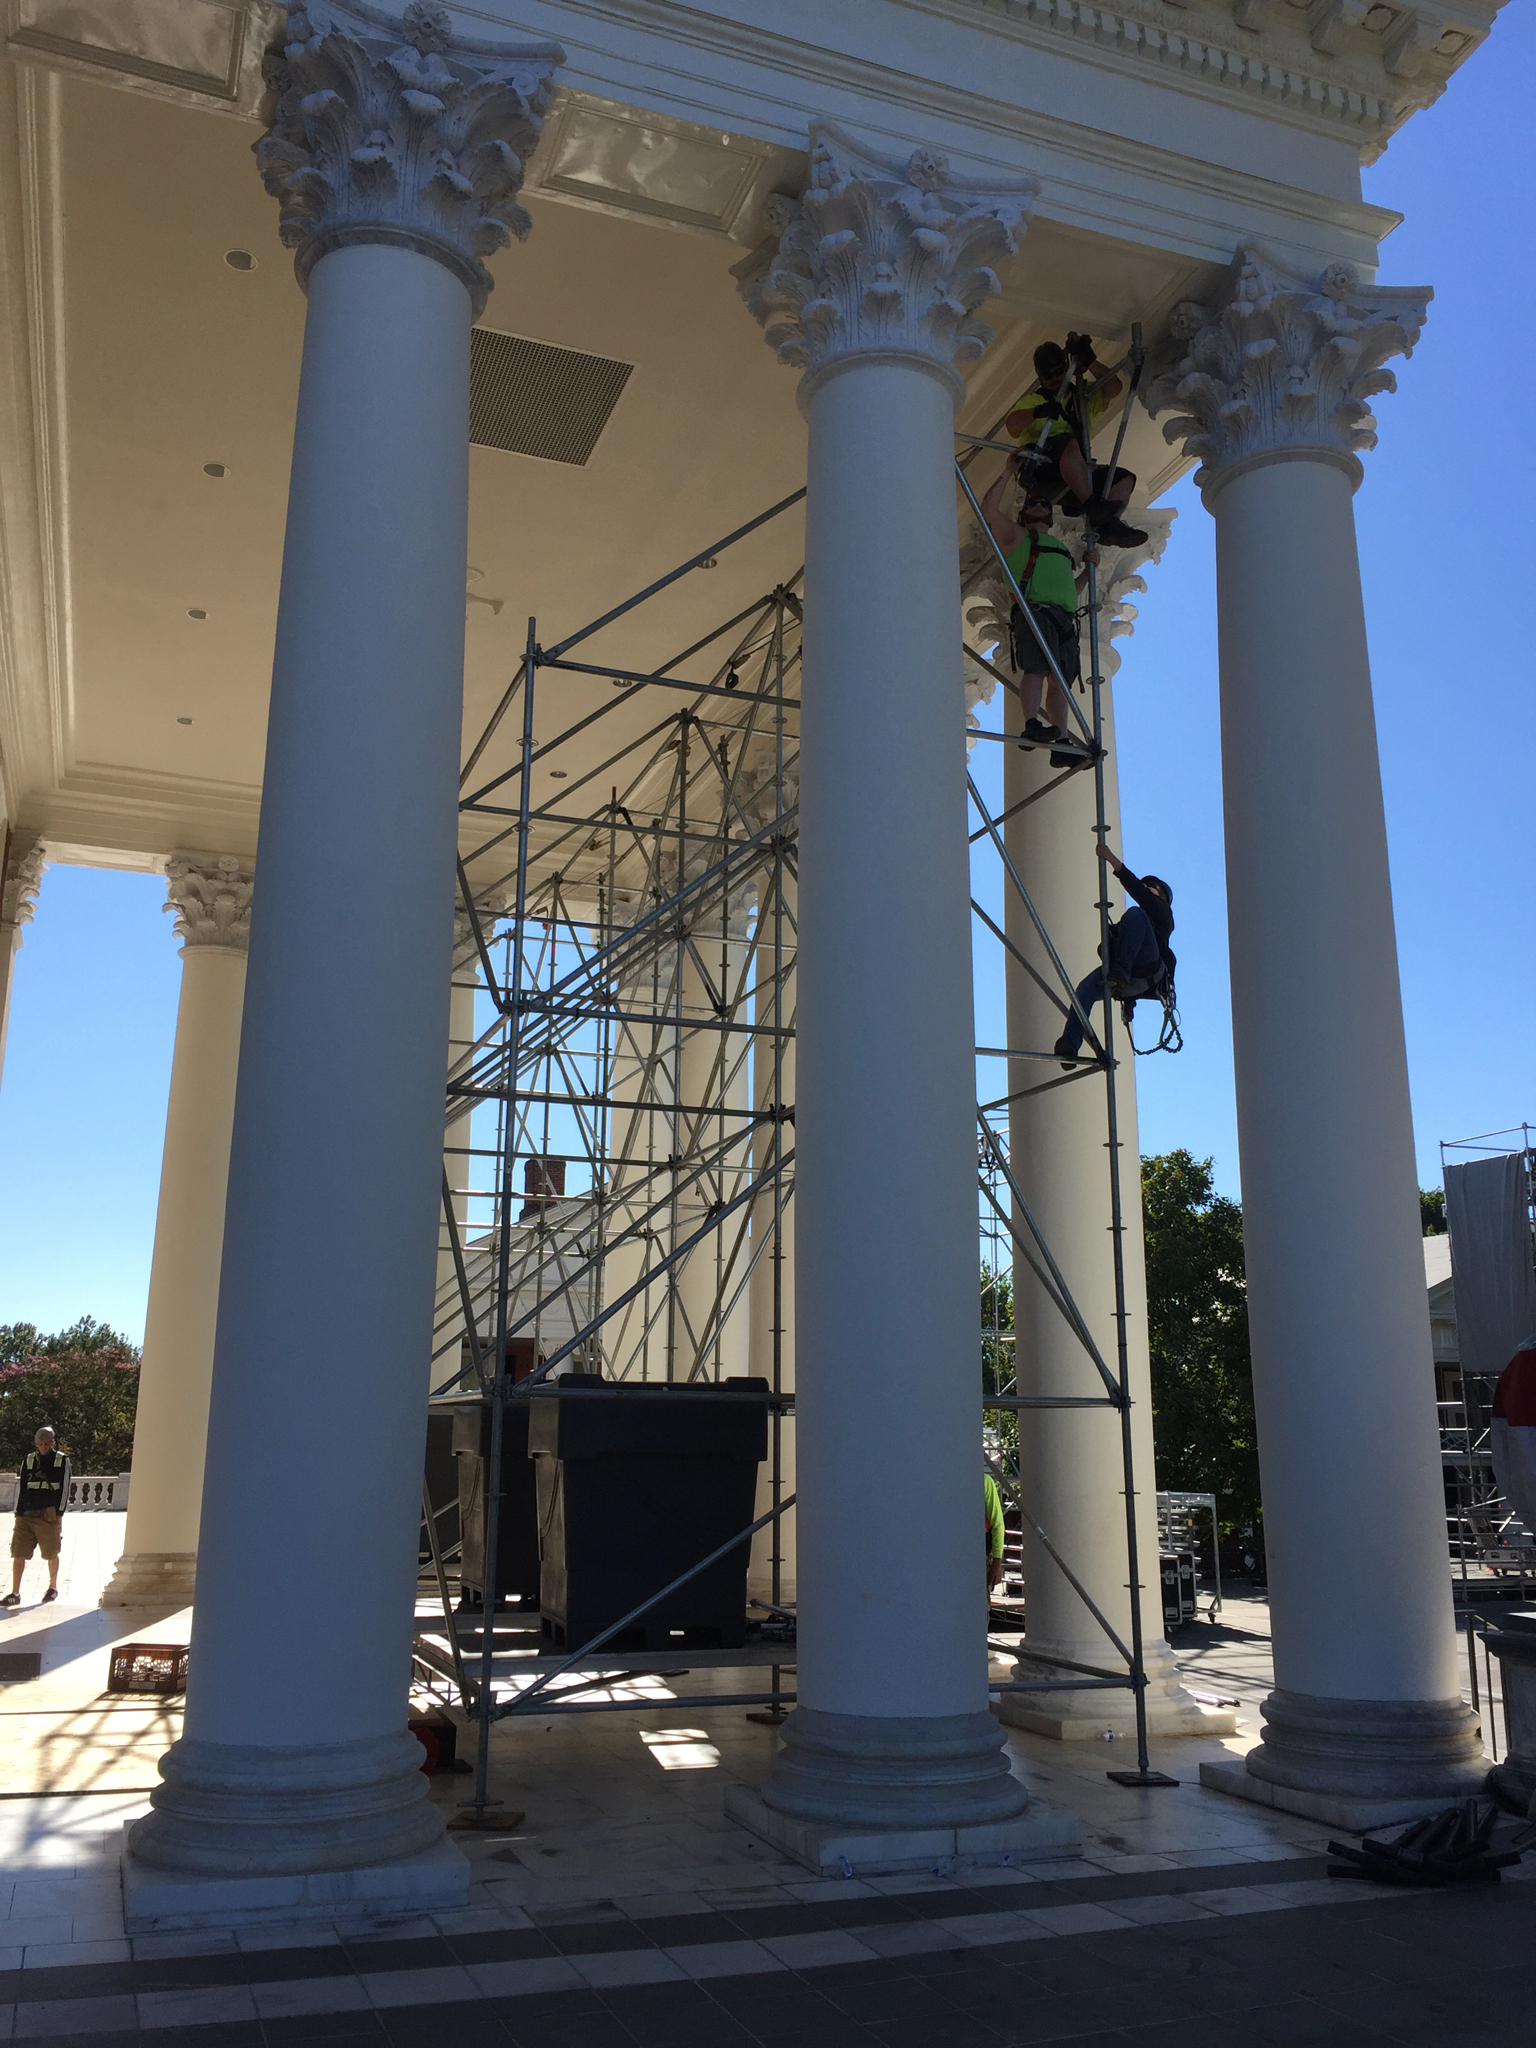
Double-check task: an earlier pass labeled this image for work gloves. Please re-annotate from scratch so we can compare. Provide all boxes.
[1066,331,1096,370]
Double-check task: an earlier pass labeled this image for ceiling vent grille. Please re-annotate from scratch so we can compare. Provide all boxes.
[470,328,633,466]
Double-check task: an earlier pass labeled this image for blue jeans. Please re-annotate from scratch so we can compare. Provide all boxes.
[1057,907,1162,1057]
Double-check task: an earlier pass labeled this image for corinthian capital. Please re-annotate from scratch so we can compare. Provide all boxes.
[1,836,46,931]
[166,855,256,954]
[255,3,563,316]
[741,123,1037,406]
[1144,249,1431,493]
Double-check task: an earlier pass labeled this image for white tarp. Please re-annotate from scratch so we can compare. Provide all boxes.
[1444,1152,1536,1380]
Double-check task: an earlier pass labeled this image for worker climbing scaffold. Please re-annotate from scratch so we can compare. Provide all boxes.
[1004,334,1148,549]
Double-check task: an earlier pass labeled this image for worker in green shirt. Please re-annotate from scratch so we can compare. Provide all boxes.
[984,1473,1006,1592]
[1004,333,1146,549]
[979,453,1083,763]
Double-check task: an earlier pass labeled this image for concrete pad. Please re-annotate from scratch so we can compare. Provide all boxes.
[722,1783,1082,1877]
[120,1832,470,1934]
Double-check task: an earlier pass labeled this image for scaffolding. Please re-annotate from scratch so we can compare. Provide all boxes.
[1438,1127,1536,1593]
[422,342,1183,1818]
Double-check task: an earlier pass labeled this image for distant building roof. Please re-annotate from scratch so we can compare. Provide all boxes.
[1424,1234,1453,1293]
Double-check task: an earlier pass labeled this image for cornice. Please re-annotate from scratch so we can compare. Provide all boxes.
[880,0,1493,162]
[469,0,1490,175]
[16,761,262,862]
[475,0,1400,268]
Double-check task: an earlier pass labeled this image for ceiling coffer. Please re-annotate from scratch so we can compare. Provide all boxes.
[469,329,634,467]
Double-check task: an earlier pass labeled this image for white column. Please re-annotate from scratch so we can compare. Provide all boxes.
[731,128,1042,1846]
[1148,253,1483,1813]
[102,856,253,1608]
[0,835,45,1086]
[435,913,487,1373]
[127,4,561,1908]
[988,549,1222,1737]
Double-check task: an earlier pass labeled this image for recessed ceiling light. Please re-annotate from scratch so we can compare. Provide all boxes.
[549,769,568,779]
[697,557,718,569]
[177,716,193,725]
[203,462,227,478]
[187,608,207,620]
[224,250,256,271]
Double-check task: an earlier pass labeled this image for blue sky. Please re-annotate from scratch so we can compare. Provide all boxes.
[1,21,1531,1341]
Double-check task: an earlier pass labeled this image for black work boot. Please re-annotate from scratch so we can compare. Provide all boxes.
[1085,500,1148,548]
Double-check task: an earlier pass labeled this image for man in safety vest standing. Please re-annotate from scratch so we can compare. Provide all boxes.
[980,454,1083,763]
[5,1427,71,1607]
[985,1472,1007,1593]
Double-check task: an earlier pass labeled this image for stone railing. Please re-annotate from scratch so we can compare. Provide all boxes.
[66,1474,132,1511]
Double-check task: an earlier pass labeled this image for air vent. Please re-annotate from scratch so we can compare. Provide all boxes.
[470,329,633,466]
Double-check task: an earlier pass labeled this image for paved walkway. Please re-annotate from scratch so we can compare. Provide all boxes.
[1,1528,1529,2045]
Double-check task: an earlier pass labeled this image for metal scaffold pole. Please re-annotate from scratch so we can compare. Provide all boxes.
[413,437,1183,1794]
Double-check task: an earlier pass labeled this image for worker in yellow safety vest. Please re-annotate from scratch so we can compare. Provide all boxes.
[1004,333,1147,549]
[979,454,1084,763]
[985,1473,1006,1592]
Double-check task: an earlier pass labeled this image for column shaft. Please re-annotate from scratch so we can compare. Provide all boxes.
[762,355,1021,1824]
[1211,454,1477,1791]
[998,686,1212,1736]
[131,243,471,1878]
[104,940,247,1606]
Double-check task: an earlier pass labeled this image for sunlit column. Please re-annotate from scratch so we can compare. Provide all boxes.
[731,127,1047,1854]
[126,3,562,1915]
[102,855,253,1609]
[1147,253,1483,1819]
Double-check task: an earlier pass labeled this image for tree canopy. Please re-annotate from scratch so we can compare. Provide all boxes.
[1141,1150,1259,1531]
[0,1319,140,1472]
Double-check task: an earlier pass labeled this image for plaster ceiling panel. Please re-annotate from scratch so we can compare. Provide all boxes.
[455,190,808,809]
[57,74,301,806]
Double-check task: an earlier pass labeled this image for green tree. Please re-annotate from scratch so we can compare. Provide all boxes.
[981,1264,1016,1463]
[0,1319,141,1472]
[1421,1188,1447,1235]
[1141,1150,1259,1530]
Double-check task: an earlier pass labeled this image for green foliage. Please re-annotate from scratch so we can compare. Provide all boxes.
[0,1316,140,1366]
[1141,1150,1260,1531]
[1421,1188,1447,1235]
[0,1319,141,1472]
[981,1264,1017,1462]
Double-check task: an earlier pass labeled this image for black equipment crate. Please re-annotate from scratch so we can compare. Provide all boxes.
[1159,1549,1197,1632]
[421,1412,460,1563]
[529,1377,769,1652]
[454,1386,542,1609]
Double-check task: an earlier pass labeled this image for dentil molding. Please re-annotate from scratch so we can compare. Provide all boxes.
[1143,245,1430,488]
[739,122,1039,407]
[255,2,564,315]
[165,854,256,954]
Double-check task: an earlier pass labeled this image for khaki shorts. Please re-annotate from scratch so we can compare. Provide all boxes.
[11,1512,62,1563]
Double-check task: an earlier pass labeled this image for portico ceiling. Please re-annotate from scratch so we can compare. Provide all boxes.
[0,37,1377,869]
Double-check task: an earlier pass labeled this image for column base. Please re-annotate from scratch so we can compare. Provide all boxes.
[725,1783,1080,1877]
[127,1731,447,1877]
[993,1640,1236,1740]
[100,1551,197,1608]
[756,1706,1030,1833]
[1199,1688,1487,1832]
[122,1832,468,1934]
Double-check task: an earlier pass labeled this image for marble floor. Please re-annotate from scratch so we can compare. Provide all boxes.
[0,1521,1528,2046]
